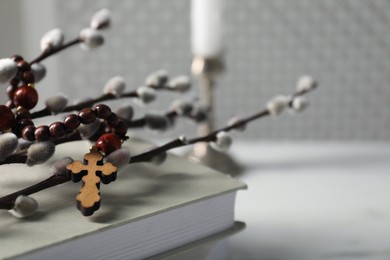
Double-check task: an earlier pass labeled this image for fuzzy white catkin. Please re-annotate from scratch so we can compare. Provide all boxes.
[145,70,168,88]
[296,75,317,92]
[0,133,18,161]
[291,96,309,112]
[90,8,111,30]
[168,76,191,92]
[145,73,159,88]
[266,95,289,116]
[136,86,156,104]
[16,138,33,151]
[78,119,101,138]
[79,28,104,50]
[26,141,55,166]
[0,58,18,84]
[155,70,168,85]
[45,94,68,114]
[40,28,64,52]
[106,148,131,169]
[170,99,193,116]
[115,105,134,121]
[50,157,74,176]
[103,76,126,97]
[31,63,46,83]
[9,195,38,218]
[211,131,232,152]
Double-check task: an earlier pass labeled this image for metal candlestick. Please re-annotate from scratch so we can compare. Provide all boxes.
[187,56,242,176]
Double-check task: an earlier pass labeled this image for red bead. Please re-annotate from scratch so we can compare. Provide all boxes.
[0,105,15,131]
[78,108,96,124]
[22,125,36,141]
[15,108,31,120]
[10,78,20,87]
[63,114,80,130]
[96,133,121,155]
[17,118,33,128]
[34,125,50,141]
[9,78,20,88]
[21,71,35,84]
[11,55,24,62]
[106,113,119,127]
[94,104,111,119]
[13,85,38,110]
[49,122,66,138]
[114,120,127,137]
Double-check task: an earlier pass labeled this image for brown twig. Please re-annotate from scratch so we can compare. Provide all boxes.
[129,88,312,162]
[0,131,82,165]
[29,38,82,65]
[0,175,70,210]
[0,87,314,210]
[126,110,177,128]
[130,110,270,163]
[31,92,138,119]
[130,138,186,163]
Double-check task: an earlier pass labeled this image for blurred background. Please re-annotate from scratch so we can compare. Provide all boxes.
[0,0,389,140]
[1,2,390,259]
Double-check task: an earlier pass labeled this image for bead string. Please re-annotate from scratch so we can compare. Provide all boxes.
[13,103,127,155]
[6,55,38,110]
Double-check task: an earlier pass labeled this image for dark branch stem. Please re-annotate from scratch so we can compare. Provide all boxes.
[130,138,186,163]
[29,38,82,65]
[31,92,138,119]
[0,175,70,210]
[129,110,270,163]
[129,88,310,162]
[0,131,82,165]
[126,110,177,128]
[0,87,314,210]
[53,131,83,145]
[0,154,28,165]
[125,118,146,128]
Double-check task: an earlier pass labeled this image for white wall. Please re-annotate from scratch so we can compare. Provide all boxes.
[0,1,23,104]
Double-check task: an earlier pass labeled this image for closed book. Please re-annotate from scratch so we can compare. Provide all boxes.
[0,139,246,260]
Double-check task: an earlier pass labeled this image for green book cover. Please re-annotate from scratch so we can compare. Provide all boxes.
[0,139,246,259]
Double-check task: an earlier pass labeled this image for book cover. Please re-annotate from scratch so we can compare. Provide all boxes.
[0,139,246,259]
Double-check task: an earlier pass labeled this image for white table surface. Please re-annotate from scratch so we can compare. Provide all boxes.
[218,142,390,260]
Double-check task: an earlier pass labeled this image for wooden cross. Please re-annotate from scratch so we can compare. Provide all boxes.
[67,146,117,216]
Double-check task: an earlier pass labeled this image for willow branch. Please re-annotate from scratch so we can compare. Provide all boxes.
[31,92,138,119]
[129,138,186,163]
[0,131,82,165]
[130,88,311,162]
[0,87,314,209]
[126,111,177,128]
[29,38,81,65]
[0,175,70,210]
[129,110,270,163]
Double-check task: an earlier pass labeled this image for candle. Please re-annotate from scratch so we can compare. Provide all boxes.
[191,0,223,58]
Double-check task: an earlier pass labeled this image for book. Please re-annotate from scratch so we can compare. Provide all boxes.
[148,222,245,260]
[0,138,246,260]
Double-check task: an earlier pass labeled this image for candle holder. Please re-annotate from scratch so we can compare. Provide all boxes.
[187,55,242,176]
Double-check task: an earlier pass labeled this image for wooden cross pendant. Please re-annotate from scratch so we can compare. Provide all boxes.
[67,146,117,216]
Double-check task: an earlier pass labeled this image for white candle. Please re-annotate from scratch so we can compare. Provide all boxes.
[191,0,223,58]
